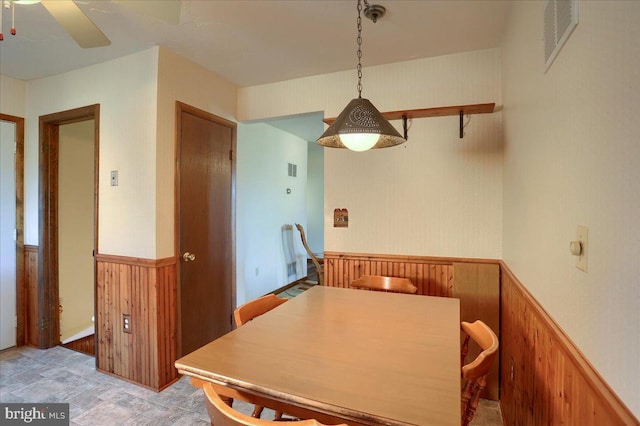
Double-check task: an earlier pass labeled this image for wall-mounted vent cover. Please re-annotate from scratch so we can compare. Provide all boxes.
[287,261,297,277]
[544,0,578,72]
[288,163,297,177]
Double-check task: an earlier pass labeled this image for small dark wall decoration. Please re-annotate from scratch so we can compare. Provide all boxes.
[333,209,348,228]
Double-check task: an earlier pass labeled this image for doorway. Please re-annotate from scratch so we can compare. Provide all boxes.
[58,120,96,354]
[39,105,99,350]
[0,114,24,350]
[176,102,235,356]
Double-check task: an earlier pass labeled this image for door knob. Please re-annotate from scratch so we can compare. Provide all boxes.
[182,252,196,262]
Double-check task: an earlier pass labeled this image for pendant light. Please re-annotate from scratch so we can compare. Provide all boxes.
[317,0,405,152]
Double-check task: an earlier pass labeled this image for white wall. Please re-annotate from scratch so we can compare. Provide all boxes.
[239,49,503,258]
[0,75,26,117]
[25,48,159,258]
[306,141,324,255]
[502,1,640,417]
[236,122,308,305]
[58,120,95,341]
[156,47,238,258]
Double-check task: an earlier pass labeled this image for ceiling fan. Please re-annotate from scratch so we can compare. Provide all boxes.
[0,0,180,48]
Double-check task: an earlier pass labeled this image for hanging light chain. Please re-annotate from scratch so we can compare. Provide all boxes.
[356,0,364,98]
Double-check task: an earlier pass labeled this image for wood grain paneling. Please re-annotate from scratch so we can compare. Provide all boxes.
[62,334,95,356]
[324,252,456,297]
[24,245,39,347]
[453,263,500,401]
[96,254,178,391]
[500,263,639,426]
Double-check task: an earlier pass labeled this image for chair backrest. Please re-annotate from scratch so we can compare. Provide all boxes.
[234,294,287,327]
[295,223,324,286]
[460,320,499,426]
[203,382,346,426]
[350,275,417,294]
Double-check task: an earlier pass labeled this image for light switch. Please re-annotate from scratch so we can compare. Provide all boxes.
[575,225,588,272]
[110,170,118,186]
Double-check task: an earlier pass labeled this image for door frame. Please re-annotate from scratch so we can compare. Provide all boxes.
[174,101,236,356]
[38,105,100,349]
[0,113,25,347]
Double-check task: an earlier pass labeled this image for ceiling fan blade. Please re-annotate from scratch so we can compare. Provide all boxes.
[41,0,111,48]
[115,0,181,24]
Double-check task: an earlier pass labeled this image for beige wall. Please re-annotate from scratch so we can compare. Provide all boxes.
[502,1,640,417]
[0,75,26,118]
[155,47,238,258]
[239,49,503,258]
[58,120,95,341]
[24,48,159,257]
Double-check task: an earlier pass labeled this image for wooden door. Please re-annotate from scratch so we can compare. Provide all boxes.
[177,102,235,356]
[0,119,17,350]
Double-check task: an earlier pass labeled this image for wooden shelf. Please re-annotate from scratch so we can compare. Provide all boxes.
[322,103,495,125]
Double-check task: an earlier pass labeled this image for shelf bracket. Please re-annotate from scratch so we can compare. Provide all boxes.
[459,111,464,139]
[402,114,408,141]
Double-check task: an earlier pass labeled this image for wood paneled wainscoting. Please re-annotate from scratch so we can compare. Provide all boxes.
[324,252,457,296]
[96,254,178,391]
[323,252,500,400]
[500,263,638,425]
[62,334,95,356]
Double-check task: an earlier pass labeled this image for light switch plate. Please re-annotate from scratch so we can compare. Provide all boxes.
[576,225,588,272]
[110,170,118,186]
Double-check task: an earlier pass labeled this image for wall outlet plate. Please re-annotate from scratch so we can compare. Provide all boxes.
[576,225,588,272]
[123,313,131,334]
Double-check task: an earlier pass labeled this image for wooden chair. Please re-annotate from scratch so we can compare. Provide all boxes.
[294,224,324,286]
[234,294,287,327]
[233,294,288,419]
[203,382,347,426]
[350,275,417,294]
[460,320,499,426]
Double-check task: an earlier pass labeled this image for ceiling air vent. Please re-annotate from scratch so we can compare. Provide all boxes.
[544,0,578,72]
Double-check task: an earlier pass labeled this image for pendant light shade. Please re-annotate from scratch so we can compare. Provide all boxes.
[316,98,405,150]
[316,1,405,152]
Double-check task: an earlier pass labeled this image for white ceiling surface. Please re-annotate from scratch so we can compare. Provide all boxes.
[0,0,512,140]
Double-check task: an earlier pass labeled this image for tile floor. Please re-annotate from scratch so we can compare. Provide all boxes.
[1,345,502,425]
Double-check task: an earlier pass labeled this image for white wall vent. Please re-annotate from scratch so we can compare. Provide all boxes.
[544,0,578,72]
[288,163,297,177]
[286,261,297,277]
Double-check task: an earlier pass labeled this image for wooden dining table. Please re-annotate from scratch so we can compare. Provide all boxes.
[175,286,461,426]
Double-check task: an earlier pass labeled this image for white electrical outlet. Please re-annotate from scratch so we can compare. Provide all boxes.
[576,225,588,272]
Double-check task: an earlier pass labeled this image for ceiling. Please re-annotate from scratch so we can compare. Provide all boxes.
[0,0,513,86]
[0,0,512,142]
